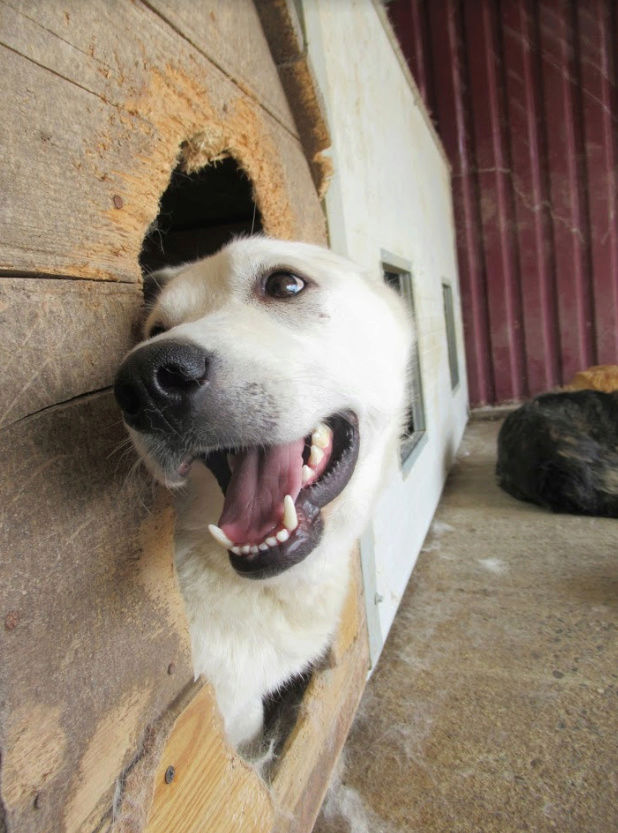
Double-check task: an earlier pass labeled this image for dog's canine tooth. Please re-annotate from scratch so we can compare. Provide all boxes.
[276,528,290,543]
[282,494,298,531]
[302,464,313,485]
[309,445,324,466]
[208,524,234,550]
[265,536,278,547]
[312,422,332,449]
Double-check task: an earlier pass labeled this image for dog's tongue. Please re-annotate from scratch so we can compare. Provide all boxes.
[218,438,305,545]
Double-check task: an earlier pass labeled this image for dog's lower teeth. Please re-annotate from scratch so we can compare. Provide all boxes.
[266,536,278,547]
[258,543,269,552]
[276,528,290,543]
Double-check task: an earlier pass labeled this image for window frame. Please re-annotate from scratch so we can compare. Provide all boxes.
[381,250,427,474]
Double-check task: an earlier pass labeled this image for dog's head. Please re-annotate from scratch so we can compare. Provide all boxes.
[115,237,412,579]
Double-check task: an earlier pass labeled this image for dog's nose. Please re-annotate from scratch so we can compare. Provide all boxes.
[114,340,211,432]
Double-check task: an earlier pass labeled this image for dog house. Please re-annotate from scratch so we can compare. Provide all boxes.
[0,3,370,832]
[1,2,468,832]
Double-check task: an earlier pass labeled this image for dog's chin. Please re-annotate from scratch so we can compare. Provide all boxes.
[198,411,360,580]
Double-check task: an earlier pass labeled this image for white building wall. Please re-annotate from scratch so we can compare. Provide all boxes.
[301,0,469,665]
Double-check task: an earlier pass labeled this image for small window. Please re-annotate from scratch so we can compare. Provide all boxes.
[382,253,426,468]
[442,282,459,390]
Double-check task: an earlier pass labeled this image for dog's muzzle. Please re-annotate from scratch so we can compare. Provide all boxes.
[114,340,360,580]
[114,340,211,433]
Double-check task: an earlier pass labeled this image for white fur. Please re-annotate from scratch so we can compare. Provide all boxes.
[126,237,412,747]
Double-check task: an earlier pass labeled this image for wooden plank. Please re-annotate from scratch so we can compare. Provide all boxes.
[145,0,297,134]
[0,391,193,833]
[141,554,369,833]
[0,277,140,428]
[0,0,325,281]
[270,555,370,833]
[254,0,332,196]
[145,685,274,833]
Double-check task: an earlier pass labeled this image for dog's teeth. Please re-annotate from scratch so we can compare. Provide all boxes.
[309,445,324,466]
[231,546,242,555]
[282,494,298,531]
[266,536,278,547]
[241,545,251,555]
[302,464,313,485]
[250,545,259,554]
[258,542,269,551]
[276,528,290,543]
[208,524,234,550]
[312,423,332,449]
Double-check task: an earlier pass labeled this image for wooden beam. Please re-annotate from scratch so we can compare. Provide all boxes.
[144,686,274,833]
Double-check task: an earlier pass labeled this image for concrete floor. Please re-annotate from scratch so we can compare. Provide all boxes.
[314,417,617,833]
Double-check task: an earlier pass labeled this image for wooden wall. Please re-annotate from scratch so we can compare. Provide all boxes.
[0,2,363,832]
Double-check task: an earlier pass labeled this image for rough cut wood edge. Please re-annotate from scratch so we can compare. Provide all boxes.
[143,685,274,833]
[254,0,333,198]
[270,551,369,833]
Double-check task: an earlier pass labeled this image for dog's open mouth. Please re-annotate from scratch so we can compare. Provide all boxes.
[193,411,359,579]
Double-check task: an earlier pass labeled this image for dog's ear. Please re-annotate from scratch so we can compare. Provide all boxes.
[142,265,184,306]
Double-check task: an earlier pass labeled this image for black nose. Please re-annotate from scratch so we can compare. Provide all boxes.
[114,340,211,432]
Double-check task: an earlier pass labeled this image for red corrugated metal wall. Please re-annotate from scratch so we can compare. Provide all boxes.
[388,0,618,405]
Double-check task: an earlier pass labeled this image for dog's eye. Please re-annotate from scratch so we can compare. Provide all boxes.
[148,323,167,338]
[264,271,306,298]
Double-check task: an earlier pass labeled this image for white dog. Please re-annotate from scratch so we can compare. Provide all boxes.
[114,236,412,747]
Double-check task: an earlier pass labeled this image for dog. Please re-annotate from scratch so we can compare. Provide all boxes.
[114,236,413,748]
[496,390,618,518]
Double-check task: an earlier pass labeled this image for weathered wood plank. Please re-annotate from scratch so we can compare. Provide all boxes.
[144,0,297,133]
[0,278,141,428]
[254,0,332,196]
[0,391,193,833]
[144,685,274,833]
[270,556,370,833]
[0,0,325,281]
[1,0,296,134]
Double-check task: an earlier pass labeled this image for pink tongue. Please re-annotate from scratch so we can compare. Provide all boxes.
[219,438,305,545]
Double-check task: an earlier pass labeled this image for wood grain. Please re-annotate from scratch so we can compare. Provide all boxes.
[271,555,370,833]
[145,686,274,833]
[0,277,141,428]
[144,0,297,133]
[0,0,325,282]
[0,391,193,832]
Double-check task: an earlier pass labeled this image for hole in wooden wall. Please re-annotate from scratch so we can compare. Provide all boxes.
[140,155,263,274]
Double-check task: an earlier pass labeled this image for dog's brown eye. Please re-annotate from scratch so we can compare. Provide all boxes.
[148,323,166,338]
[264,272,306,298]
